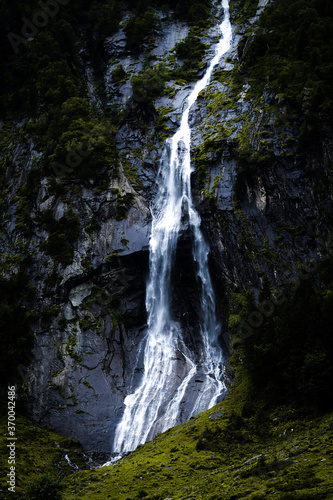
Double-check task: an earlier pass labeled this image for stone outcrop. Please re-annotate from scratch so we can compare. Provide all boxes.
[2,0,331,452]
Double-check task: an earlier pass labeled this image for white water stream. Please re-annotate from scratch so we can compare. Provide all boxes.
[113,0,232,455]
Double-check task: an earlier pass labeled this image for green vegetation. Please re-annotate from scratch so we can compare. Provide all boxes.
[14,170,43,237]
[116,193,135,221]
[0,1,333,499]
[124,8,161,53]
[111,64,129,86]
[60,396,333,499]
[168,0,213,26]
[0,415,85,496]
[229,0,333,162]
[38,208,80,267]
[230,0,259,26]
[174,29,208,81]
[123,0,213,55]
[131,64,170,120]
[229,255,333,413]
[2,401,333,499]
[41,305,60,329]
[243,0,333,123]
[51,259,333,500]
[26,475,64,500]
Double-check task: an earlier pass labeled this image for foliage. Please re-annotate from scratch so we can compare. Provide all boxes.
[0,0,119,180]
[232,0,333,143]
[62,397,333,499]
[124,8,161,52]
[26,474,64,500]
[130,63,170,119]
[124,0,213,25]
[38,208,80,267]
[229,257,333,412]
[116,193,135,220]
[0,414,86,493]
[174,29,207,81]
[14,169,43,237]
[230,0,259,25]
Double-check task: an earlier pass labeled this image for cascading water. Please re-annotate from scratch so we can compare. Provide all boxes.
[113,0,232,455]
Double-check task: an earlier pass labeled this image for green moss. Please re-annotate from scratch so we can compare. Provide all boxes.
[173,29,208,81]
[111,64,129,86]
[116,193,134,221]
[82,381,94,391]
[122,158,144,190]
[0,414,84,494]
[38,208,80,267]
[57,344,65,363]
[81,257,93,272]
[14,170,42,238]
[229,256,333,412]
[58,317,68,329]
[155,106,174,135]
[230,0,259,26]
[50,384,65,399]
[66,335,81,363]
[62,397,333,500]
[203,175,221,208]
[41,305,60,329]
[124,8,161,53]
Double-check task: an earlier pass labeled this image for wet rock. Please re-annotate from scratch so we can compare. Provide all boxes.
[69,283,93,307]
[9,0,332,454]
[209,411,224,420]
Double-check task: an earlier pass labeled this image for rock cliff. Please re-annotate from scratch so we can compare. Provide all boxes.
[1,0,332,452]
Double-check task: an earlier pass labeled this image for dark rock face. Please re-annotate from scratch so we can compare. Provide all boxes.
[197,149,332,295]
[27,251,149,452]
[5,0,331,453]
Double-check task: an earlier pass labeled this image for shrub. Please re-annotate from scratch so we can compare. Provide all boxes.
[174,30,207,80]
[26,474,63,500]
[229,256,333,413]
[125,8,160,52]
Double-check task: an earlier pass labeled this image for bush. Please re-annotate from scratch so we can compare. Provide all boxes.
[38,208,80,267]
[174,30,207,80]
[173,0,212,25]
[26,474,63,500]
[125,8,160,52]
[229,256,333,413]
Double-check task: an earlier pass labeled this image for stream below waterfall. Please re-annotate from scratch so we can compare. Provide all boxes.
[112,0,233,456]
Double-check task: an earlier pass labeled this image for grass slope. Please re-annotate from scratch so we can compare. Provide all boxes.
[0,414,85,497]
[63,391,333,500]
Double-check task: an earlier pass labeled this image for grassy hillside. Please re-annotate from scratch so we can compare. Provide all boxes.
[0,414,86,498]
[1,389,333,499]
[62,392,333,500]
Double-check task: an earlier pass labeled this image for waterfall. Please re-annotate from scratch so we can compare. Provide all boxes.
[113,0,232,455]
